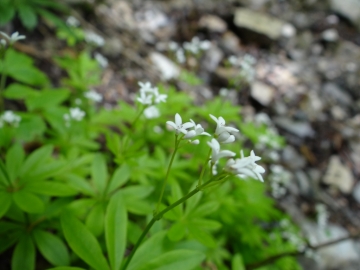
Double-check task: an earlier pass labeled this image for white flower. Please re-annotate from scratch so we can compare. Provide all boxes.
[66,16,80,27]
[152,87,167,104]
[226,150,265,182]
[84,31,105,47]
[207,138,236,164]
[65,107,85,121]
[84,90,103,102]
[0,31,26,45]
[0,111,21,127]
[0,39,6,47]
[184,119,210,139]
[144,106,160,119]
[138,81,154,94]
[166,113,194,135]
[137,91,153,105]
[175,48,186,64]
[94,52,108,68]
[209,114,239,143]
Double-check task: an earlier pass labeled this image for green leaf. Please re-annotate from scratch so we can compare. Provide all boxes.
[4,49,48,86]
[33,230,70,266]
[48,268,85,270]
[85,203,105,237]
[0,4,15,26]
[189,201,219,218]
[136,249,205,270]
[25,181,77,196]
[20,145,53,177]
[13,190,44,213]
[12,234,35,270]
[92,154,108,195]
[48,266,86,270]
[0,191,12,218]
[15,114,46,142]
[105,193,127,270]
[18,5,38,30]
[6,144,25,183]
[127,231,167,270]
[231,254,245,270]
[4,83,37,99]
[61,211,110,270]
[107,164,130,194]
[26,89,70,111]
[188,226,216,248]
[167,222,186,241]
[65,173,95,196]
[189,219,221,231]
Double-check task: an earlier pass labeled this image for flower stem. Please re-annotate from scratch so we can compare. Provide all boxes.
[121,174,223,270]
[155,135,179,214]
[198,148,212,186]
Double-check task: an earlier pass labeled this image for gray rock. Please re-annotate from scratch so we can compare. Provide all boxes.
[234,8,294,40]
[202,46,224,72]
[322,83,352,106]
[295,170,311,197]
[219,31,241,54]
[323,155,355,194]
[282,146,307,170]
[321,28,339,42]
[329,0,360,29]
[274,117,315,138]
[302,222,360,270]
[250,81,276,106]
[199,15,227,33]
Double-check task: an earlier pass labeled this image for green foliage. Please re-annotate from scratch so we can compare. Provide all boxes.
[0,0,67,30]
[0,38,303,270]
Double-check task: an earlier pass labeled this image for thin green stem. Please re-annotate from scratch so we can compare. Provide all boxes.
[198,148,212,186]
[0,50,7,112]
[121,174,224,270]
[131,106,146,128]
[155,135,179,214]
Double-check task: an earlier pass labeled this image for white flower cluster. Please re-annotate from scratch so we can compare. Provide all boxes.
[280,220,307,252]
[168,37,211,64]
[137,82,167,119]
[84,31,105,47]
[166,114,209,144]
[84,89,103,103]
[64,107,86,127]
[0,111,21,128]
[315,203,329,229]
[166,113,266,181]
[228,54,257,82]
[269,165,291,198]
[0,31,26,47]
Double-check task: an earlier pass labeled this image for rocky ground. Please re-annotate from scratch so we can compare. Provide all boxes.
[7,0,360,269]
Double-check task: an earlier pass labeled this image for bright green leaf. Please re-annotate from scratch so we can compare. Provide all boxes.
[232,254,245,270]
[6,144,24,183]
[85,203,105,237]
[25,181,77,196]
[4,83,37,99]
[20,145,53,177]
[61,211,110,270]
[13,190,44,213]
[188,226,216,248]
[0,4,15,26]
[136,249,205,270]
[33,230,70,266]
[127,231,167,270]
[167,222,186,242]
[92,154,108,195]
[105,193,127,270]
[107,164,130,195]
[11,234,35,270]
